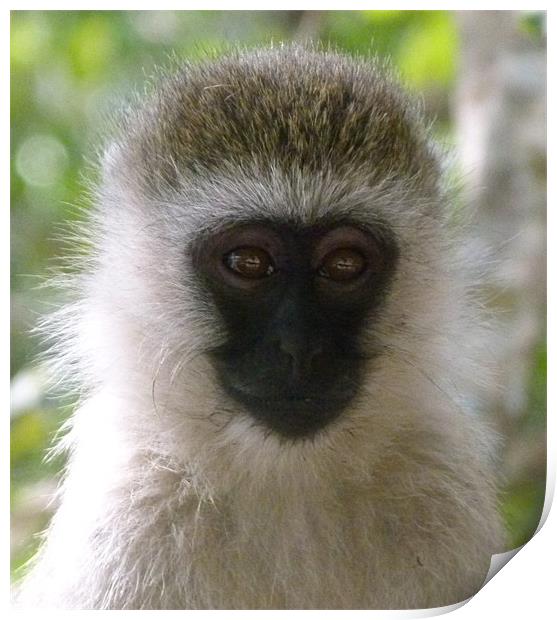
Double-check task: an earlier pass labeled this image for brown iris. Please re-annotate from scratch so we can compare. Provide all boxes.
[224,247,276,279]
[318,248,366,282]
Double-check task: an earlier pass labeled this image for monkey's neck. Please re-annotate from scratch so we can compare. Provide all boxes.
[45,388,500,609]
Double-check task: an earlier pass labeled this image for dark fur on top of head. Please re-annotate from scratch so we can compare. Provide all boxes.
[109,44,440,195]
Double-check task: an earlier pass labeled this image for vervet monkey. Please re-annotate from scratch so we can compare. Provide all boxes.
[18,45,503,609]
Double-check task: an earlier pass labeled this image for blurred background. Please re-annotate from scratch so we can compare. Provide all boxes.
[10,10,546,579]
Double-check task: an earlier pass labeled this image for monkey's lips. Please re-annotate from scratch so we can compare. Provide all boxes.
[225,383,355,438]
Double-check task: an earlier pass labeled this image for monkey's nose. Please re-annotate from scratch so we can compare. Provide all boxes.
[278,334,325,382]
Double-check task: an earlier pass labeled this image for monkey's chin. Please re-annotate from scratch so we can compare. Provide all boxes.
[225,385,354,439]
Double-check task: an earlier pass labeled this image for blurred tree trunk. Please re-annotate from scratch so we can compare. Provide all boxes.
[454,11,546,509]
[285,10,325,41]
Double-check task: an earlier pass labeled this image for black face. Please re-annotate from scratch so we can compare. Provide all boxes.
[191,221,398,439]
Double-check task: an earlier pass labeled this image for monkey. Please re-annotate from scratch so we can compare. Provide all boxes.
[16,44,504,609]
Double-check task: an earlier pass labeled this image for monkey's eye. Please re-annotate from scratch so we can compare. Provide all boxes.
[318,248,366,282]
[224,247,276,279]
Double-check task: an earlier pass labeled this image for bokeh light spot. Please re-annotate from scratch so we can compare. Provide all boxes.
[15,134,68,188]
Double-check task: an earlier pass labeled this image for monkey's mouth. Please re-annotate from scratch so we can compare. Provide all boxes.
[225,383,355,438]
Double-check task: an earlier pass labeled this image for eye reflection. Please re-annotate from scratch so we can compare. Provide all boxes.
[224,247,276,279]
[318,248,366,282]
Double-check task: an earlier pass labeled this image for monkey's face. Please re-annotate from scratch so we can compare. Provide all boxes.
[98,48,446,452]
[191,220,398,438]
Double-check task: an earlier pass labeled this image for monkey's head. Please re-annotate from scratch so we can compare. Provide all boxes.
[82,46,465,468]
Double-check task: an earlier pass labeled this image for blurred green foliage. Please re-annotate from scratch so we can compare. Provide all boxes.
[10,10,546,578]
[501,340,547,549]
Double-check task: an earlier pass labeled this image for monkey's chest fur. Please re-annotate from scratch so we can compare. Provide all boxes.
[81,453,495,610]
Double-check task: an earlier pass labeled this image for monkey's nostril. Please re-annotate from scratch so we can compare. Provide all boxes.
[308,343,325,362]
[277,338,303,379]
